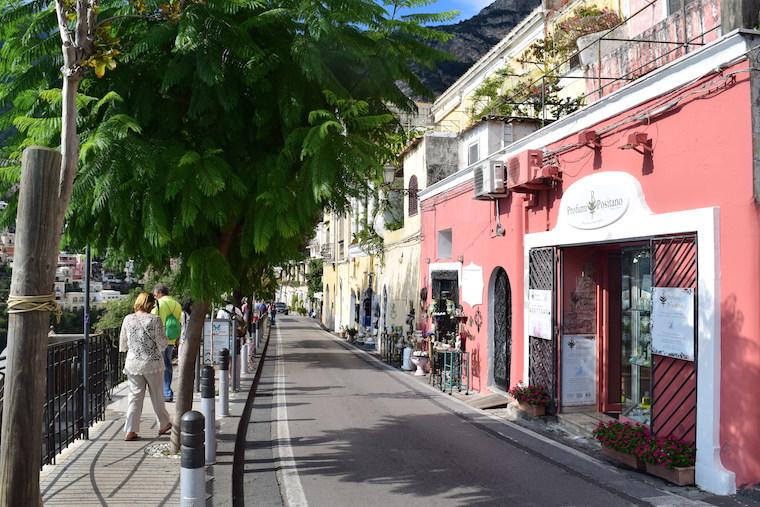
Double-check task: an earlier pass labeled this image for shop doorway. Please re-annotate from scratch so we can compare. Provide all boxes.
[492,268,512,390]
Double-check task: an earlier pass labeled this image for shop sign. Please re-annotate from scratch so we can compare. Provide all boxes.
[651,287,695,361]
[461,263,483,306]
[563,182,630,230]
[528,289,552,340]
[561,335,597,406]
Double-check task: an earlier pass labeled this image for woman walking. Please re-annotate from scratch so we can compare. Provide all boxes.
[119,292,172,441]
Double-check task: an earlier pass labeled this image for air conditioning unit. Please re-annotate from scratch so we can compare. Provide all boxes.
[506,149,543,190]
[473,160,506,200]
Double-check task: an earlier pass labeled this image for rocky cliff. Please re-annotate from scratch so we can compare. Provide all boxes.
[418,0,541,96]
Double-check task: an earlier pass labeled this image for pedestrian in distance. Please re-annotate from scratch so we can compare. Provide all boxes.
[152,283,182,402]
[119,292,172,441]
[269,301,277,324]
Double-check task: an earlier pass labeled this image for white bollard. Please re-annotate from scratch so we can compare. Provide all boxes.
[180,411,205,507]
[240,340,249,374]
[217,348,230,417]
[200,366,216,465]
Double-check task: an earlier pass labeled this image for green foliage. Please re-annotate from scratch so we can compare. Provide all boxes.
[53,307,106,334]
[0,0,451,304]
[94,291,138,331]
[469,33,587,121]
[306,258,323,300]
[354,225,384,261]
[385,218,403,231]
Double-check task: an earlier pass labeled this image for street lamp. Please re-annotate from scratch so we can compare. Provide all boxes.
[383,165,396,185]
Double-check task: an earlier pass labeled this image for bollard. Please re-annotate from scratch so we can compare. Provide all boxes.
[194,352,201,393]
[240,339,249,375]
[200,366,216,465]
[217,348,230,417]
[231,336,239,392]
[180,410,205,507]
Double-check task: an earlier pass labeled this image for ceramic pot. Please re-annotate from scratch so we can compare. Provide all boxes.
[410,356,429,376]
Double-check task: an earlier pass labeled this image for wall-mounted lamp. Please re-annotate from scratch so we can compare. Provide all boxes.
[619,132,653,155]
[425,257,431,264]
[578,129,600,149]
[457,255,464,263]
[383,165,396,185]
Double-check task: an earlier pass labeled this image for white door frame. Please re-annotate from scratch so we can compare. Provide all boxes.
[523,173,732,494]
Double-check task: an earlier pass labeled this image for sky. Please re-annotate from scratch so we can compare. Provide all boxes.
[397,0,494,23]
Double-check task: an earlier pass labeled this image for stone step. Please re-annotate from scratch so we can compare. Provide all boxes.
[556,411,613,439]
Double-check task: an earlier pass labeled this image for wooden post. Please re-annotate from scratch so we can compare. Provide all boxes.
[0,147,61,506]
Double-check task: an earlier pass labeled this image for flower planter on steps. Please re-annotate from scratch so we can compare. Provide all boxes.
[517,401,546,417]
[600,446,644,470]
[644,463,695,486]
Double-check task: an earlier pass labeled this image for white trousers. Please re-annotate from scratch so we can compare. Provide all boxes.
[124,370,171,434]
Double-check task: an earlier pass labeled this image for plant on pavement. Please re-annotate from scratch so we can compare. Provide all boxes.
[592,420,651,456]
[508,383,551,407]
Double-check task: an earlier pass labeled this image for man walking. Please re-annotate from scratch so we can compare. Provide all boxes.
[152,283,182,402]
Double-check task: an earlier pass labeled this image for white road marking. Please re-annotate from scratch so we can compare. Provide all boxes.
[273,324,308,507]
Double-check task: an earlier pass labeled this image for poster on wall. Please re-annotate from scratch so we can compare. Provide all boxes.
[528,289,553,340]
[461,263,484,306]
[202,319,233,365]
[651,287,695,361]
[561,335,596,406]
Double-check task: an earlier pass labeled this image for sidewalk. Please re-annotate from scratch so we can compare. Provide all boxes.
[40,344,266,507]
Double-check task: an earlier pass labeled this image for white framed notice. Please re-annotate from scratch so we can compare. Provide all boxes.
[202,319,233,365]
[528,289,553,340]
[561,334,597,406]
[461,263,484,306]
[651,287,695,361]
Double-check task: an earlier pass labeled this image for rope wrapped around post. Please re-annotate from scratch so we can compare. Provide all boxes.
[7,294,62,323]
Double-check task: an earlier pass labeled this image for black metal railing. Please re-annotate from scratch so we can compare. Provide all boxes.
[0,328,127,468]
[41,329,126,466]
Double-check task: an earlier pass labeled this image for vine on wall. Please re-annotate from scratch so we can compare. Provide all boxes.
[469,4,622,121]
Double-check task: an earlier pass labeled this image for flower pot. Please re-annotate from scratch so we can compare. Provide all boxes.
[645,463,695,486]
[601,446,644,470]
[517,401,546,417]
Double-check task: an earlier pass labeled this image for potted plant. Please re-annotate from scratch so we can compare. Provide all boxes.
[508,383,550,417]
[642,436,696,486]
[347,327,358,342]
[592,420,649,470]
[339,326,347,339]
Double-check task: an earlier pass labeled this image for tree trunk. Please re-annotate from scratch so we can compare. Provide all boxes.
[55,71,81,241]
[170,300,209,452]
[0,148,62,506]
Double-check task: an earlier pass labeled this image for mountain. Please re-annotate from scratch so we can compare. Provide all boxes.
[418,0,541,96]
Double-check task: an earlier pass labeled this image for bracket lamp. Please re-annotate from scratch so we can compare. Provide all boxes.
[578,129,600,149]
[619,132,653,154]
[383,165,396,185]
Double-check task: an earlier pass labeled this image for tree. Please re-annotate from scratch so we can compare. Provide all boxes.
[306,258,323,303]
[0,0,455,457]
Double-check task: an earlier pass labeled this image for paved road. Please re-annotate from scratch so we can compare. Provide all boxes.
[241,317,705,507]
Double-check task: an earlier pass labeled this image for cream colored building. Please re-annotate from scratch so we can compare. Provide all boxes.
[378,132,458,336]
[321,197,381,337]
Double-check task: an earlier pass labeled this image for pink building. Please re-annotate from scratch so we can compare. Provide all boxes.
[419,30,760,494]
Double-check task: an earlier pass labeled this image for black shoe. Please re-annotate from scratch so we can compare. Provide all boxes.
[164,397,173,403]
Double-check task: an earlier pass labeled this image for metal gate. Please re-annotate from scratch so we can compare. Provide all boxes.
[651,235,697,443]
[493,268,511,390]
[529,247,556,410]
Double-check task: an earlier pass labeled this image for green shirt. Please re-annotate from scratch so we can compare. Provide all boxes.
[152,296,182,344]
